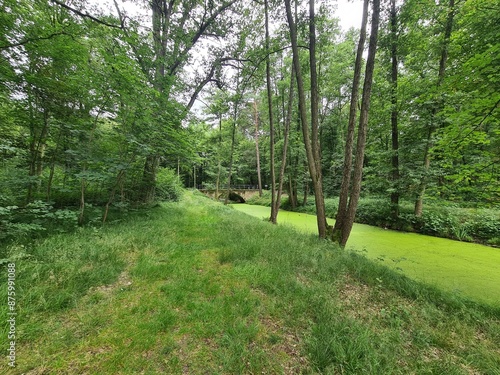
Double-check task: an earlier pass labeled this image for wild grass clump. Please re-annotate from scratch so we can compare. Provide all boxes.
[1,192,499,374]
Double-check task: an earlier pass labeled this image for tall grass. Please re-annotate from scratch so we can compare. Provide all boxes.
[1,192,498,374]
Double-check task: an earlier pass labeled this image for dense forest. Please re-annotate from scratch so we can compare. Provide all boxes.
[1,0,498,245]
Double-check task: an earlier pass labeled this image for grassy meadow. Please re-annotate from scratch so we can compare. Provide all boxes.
[1,191,499,374]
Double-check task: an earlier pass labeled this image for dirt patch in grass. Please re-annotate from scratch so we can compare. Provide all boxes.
[88,270,133,295]
[258,315,309,373]
[336,274,383,323]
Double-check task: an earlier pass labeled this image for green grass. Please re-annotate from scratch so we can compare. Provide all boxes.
[1,191,499,374]
[232,203,500,306]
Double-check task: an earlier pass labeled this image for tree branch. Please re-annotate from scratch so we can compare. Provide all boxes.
[448,97,500,149]
[0,31,70,50]
[112,0,127,29]
[49,0,123,29]
[186,65,218,111]
[167,0,238,77]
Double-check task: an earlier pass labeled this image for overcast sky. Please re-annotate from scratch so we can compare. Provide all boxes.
[96,0,364,32]
[336,0,363,30]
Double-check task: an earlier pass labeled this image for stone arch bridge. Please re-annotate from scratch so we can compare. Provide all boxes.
[198,186,262,202]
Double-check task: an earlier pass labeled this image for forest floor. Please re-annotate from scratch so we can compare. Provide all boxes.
[1,191,499,374]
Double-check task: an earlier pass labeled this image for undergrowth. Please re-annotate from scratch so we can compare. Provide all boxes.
[0,168,183,250]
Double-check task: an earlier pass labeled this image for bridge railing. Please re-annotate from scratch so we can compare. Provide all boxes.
[197,185,264,190]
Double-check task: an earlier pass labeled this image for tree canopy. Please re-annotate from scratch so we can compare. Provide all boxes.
[1,0,498,242]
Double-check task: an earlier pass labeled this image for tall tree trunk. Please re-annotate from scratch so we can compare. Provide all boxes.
[308,0,328,235]
[288,175,298,209]
[302,175,309,207]
[274,63,295,216]
[265,0,278,224]
[193,165,196,189]
[35,110,50,179]
[284,0,327,238]
[46,124,64,202]
[78,177,86,225]
[335,0,381,247]
[332,0,369,242]
[390,0,400,219]
[253,100,263,197]
[80,110,104,224]
[46,156,56,202]
[140,0,166,203]
[215,162,221,200]
[414,0,455,216]
[141,155,158,203]
[224,104,238,205]
[103,169,125,224]
[215,114,222,201]
[287,118,301,210]
[27,106,50,202]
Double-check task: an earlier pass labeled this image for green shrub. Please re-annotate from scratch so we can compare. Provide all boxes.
[0,201,79,244]
[355,198,394,228]
[245,190,272,206]
[155,168,183,202]
[467,214,500,242]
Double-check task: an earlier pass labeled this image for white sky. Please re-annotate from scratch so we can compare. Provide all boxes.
[95,0,364,32]
[336,0,364,31]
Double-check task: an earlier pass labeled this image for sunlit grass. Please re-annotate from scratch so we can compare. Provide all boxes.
[0,191,498,374]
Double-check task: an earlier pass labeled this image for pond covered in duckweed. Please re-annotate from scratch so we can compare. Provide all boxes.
[231,204,500,306]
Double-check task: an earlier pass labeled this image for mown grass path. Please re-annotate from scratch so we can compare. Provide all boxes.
[1,192,499,374]
[231,204,500,306]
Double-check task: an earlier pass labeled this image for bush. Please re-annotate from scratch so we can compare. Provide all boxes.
[0,201,79,245]
[355,198,394,228]
[155,168,183,202]
[245,190,273,206]
[466,214,500,244]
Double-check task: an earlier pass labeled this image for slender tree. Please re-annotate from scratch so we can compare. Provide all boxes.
[284,0,328,238]
[390,0,400,219]
[252,99,263,196]
[333,0,381,247]
[414,0,455,216]
[224,87,242,205]
[273,63,294,217]
[265,0,278,223]
[332,0,369,242]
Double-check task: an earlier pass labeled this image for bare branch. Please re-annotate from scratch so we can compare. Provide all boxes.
[168,0,238,76]
[112,0,127,29]
[186,65,217,111]
[49,0,123,29]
